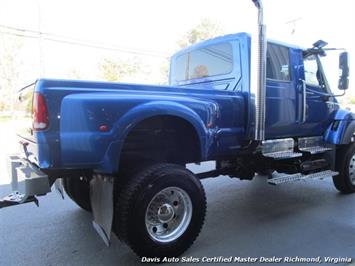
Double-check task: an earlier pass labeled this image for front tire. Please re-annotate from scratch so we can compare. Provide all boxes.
[114,163,206,258]
[333,143,355,193]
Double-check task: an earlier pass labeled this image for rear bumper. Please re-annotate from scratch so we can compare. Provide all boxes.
[0,155,51,208]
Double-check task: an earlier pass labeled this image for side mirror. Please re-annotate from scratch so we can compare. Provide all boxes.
[338,52,349,90]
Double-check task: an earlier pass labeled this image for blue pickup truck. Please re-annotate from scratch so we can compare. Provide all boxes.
[2,0,353,259]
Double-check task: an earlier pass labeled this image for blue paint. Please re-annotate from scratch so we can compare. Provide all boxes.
[31,78,245,172]
[19,33,353,174]
[324,109,355,144]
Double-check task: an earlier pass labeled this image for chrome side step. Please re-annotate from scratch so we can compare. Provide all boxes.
[263,151,302,159]
[299,146,333,154]
[268,170,338,185]
[262,138,302,160]
[298,136,333,154]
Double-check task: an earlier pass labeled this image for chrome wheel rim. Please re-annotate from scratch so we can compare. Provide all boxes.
[349,153,355,185]
[145,186,192,243]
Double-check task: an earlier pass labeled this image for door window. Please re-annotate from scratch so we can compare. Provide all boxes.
[303,55,320,86]
[266,43,291,81]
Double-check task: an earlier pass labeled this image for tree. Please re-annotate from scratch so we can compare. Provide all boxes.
[158,58,170,85]
[67,68,85,80]
[99,57,145,82]
[0,34,23,112]
[178,18,224,48]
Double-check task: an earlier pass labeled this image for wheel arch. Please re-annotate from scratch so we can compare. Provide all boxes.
[324,119,355,145]
[101,101,209,173]
[324,109,355,145]
[339,121,355,144]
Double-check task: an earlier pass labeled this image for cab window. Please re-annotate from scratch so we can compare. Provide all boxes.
[304,55,320,86]
[266,43,291,81]
[174,42,233,81]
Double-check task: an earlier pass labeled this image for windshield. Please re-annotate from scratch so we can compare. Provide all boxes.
[304,55,320,86]
[303,52,340,94]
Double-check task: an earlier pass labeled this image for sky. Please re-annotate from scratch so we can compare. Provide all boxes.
[0,0,354,93]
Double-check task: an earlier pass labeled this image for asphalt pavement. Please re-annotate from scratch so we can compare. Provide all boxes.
[1,171,355,266]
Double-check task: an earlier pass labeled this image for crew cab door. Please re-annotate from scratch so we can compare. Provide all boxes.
[264,44,338,139]
[299,54,338,135]
[265,42,300,138]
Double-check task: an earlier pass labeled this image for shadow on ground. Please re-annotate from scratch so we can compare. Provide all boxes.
[0,175,354,266]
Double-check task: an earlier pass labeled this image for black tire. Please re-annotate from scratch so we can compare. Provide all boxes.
[333,143,355,193]
[63,177,92,212]
[114,163,206,258]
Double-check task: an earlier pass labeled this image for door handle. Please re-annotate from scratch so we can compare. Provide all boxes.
[300,79,306,123]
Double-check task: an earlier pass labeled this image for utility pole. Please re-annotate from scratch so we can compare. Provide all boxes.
[37,0,44,77]
[285,17,302,36]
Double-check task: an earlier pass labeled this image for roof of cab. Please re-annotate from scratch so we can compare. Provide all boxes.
[171,32,303,59]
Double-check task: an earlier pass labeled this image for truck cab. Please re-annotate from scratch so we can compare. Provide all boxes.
[169,33,341,140]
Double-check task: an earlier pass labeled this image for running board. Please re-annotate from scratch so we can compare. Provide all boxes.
[299,146,333,154]
[268,170,338,185]
[263,151,302,159]
[298,136,333,154]
[262,138,302,160]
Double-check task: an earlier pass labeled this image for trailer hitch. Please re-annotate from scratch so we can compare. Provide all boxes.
[0,155,51,209]
[0,192,39,208]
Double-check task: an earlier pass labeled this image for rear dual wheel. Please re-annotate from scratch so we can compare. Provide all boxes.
[114,163,206,258]
[63,177,92,212]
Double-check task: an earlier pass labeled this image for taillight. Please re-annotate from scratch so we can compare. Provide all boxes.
[32,92,49,131]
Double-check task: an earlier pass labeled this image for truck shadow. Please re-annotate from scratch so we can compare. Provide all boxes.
[1,177,354,265]
[189,175,355,259]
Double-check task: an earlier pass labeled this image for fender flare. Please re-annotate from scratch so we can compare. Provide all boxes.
[324,109,355,145]
[339,120,355,144]
[100,101,210,173]
[324,119,355,145]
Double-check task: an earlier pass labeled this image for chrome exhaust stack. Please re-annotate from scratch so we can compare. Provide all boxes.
[250,0,267,141]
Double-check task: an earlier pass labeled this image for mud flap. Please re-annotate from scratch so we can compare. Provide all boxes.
[54,178,65,199]
[90,175,114,246]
